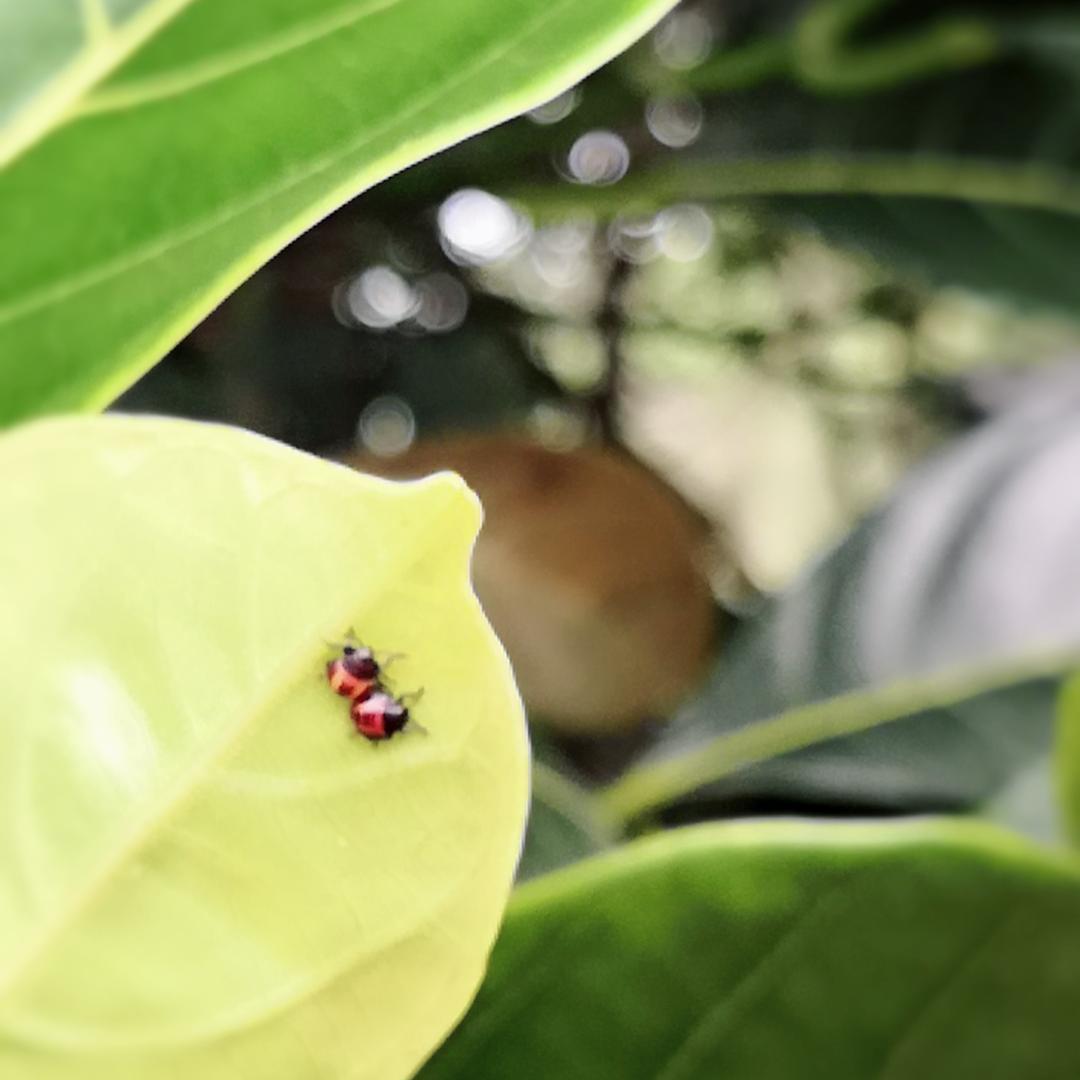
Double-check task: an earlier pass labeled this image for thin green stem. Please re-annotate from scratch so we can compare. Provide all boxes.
[531,762,615,848]
[683,36,792,94]
[599,650,1080,829]
[511,153,1080,221]
[633,0,997,99]
[794,0,997,94]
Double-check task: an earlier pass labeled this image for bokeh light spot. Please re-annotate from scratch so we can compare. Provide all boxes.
[528,87,581,125]
[566,131,630,186]
[657,204,715,262]
[413,272,470,333]
[438,188,531,266]
[653,8,714,70]
[337,266,418,329]
[356,395,416,456]
[645,95,704,148]
[608,215,661,264]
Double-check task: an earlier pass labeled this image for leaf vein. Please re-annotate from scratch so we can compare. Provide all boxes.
[0,0,579,330]
[0,482,464,1011]
[77,0,407,117]
[654,878,854,1080]
[0,0,196,168]
[874,902,1023,1079]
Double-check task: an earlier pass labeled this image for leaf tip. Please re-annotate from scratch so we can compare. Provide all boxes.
[409,467,484,536]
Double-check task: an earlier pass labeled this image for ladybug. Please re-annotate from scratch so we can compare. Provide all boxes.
[350,690,425,742]
[326,643,381,702]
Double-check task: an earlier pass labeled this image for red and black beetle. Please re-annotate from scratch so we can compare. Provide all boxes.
[326,632,425,742]
[350,689,426,742]
[326,643,381,702]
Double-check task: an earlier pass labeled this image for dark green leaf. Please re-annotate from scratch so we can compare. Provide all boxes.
[420,820,1080,1080]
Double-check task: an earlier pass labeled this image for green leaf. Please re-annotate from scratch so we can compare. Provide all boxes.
[602,394,1080,825]
[0,0,678,427]
[0,2,193,167]
[420,820,1080,1080]
[1056,673,1080,847]
[0,415,528,1079]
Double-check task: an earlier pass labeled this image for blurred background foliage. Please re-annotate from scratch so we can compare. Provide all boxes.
[116,0,1080,858]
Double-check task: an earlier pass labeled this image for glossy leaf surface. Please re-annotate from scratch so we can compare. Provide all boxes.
[422,820,1080,1079]
[0,0,677,425]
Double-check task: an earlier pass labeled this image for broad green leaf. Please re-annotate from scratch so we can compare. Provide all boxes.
[0,0,679,426]
[0,415,529,1079]
[0,2,193,168]
[1056,673,1080,847]
[420,819,1080,1080]
[602,392,1080,825]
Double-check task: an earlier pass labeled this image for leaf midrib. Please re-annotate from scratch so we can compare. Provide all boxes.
[0,480,462,1009]
[77,0,406,117]
[0,0,197,169]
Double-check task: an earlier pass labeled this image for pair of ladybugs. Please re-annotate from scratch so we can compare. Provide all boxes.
[326,633,424,742]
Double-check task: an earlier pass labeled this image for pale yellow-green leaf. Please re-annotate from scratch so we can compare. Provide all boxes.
[0,415,529,1079]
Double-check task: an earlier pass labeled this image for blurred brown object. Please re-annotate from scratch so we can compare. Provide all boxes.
[342,434,719,733]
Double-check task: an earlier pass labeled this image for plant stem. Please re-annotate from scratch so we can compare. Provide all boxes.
[599,649,1080,829]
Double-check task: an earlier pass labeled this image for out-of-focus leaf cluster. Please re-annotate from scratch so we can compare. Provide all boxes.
[117,0,1080,857]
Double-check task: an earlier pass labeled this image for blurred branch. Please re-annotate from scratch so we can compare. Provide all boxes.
[592,255,634,444]
[628,0,998,99]
[683,35,791,93]
[509,154,1080,221]
[794,0,997,94]
[600,646,1080,828]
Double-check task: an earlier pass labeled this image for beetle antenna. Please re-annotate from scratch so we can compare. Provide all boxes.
[326,627,366,652]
